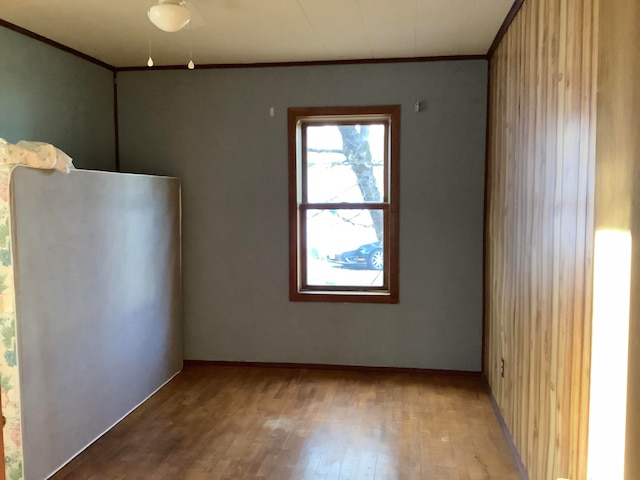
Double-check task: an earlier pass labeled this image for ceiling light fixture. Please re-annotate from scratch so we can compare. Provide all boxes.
[148,0,191,33]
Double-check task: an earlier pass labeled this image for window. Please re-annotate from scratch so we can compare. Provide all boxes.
[288,105,400,303]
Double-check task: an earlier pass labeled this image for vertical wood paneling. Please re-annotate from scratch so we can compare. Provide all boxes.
[485,0,598,478]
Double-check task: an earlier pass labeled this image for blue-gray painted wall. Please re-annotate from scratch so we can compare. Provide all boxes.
[117,61,487,371]
[1,22,488,370]
[0,27,115,170]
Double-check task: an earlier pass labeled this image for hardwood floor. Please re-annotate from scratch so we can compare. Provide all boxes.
[52,365,522,479]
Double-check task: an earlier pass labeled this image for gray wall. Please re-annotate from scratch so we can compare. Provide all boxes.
[118,60,487,371]
[0,27,115,171]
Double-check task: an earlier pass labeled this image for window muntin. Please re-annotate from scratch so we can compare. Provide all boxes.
[288,106,400,303]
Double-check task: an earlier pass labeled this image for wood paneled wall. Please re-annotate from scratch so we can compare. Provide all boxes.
[485,0,598,478]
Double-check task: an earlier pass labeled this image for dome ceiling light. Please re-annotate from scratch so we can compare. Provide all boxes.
[148,0,192,33]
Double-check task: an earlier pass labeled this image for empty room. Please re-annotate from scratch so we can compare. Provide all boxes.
[0,0,638,479]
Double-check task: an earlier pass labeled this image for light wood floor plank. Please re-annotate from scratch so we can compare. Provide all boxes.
[52,365,522,479]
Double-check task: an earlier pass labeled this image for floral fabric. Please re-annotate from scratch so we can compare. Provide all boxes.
[0,166,24,480]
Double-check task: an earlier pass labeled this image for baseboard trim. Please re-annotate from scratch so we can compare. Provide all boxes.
[183,359,481,377]
[484,377,529,480]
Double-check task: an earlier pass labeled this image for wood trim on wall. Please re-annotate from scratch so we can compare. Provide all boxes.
[484,380,529,480]
[482,61,492,376]
[485,0,598,479]
[487,0,526,58]
[184,360,482,377]
[0,19,114,72]
[115,55,487,72]
[113,72,120,172]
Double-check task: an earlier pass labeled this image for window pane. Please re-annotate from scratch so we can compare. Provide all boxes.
[305,209,384,287]
[306,124,385,203]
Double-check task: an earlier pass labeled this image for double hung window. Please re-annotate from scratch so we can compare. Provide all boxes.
[288,105,400,303]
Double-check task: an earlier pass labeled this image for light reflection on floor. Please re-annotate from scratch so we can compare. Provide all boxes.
[257,377,514,479]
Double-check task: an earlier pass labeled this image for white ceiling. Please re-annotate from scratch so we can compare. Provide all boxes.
[0,0,513,68]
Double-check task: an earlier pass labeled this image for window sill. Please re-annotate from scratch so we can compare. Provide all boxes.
[290,289,399,304]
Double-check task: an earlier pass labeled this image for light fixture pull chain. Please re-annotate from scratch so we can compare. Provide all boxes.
[147,27,154,67]
[188,26,195,69]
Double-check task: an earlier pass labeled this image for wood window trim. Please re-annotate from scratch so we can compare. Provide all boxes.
[288,105,400,304]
